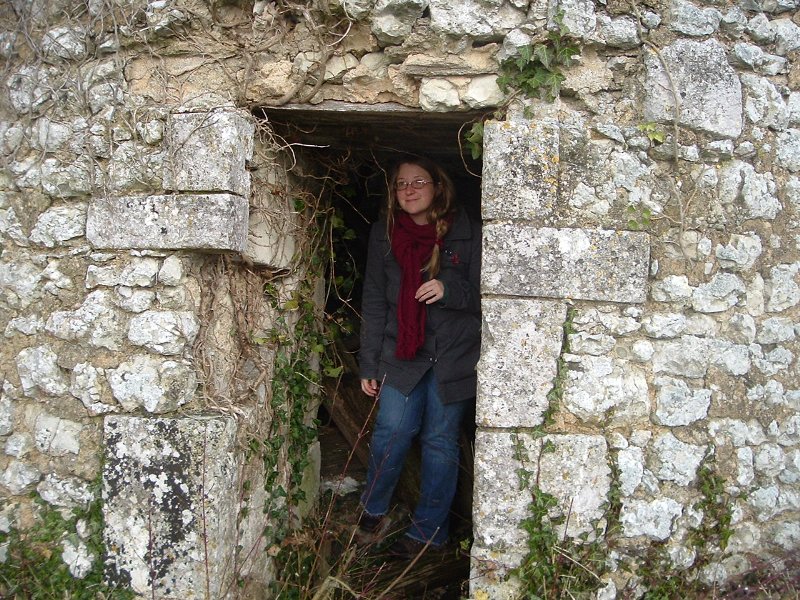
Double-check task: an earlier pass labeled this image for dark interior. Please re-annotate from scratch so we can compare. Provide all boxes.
[256,100,485,314]
[254,103,483,569]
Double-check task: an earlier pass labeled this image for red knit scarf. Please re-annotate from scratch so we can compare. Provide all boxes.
[391,212,439,359]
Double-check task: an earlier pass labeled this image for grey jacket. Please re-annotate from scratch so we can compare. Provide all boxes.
[358,208,482,404]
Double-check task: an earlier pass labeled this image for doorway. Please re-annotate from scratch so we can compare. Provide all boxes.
[254,101,485,595]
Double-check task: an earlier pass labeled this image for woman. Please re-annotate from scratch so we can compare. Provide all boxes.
[357,155,481,558]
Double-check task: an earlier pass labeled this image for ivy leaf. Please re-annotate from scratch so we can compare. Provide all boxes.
[555,43,580,67]
[515,44,533,70]
[533,44,553,70]
[323,365,343,377]
[465,121,484,160]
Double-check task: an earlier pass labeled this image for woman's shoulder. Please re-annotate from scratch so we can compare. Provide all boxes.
[447,208,481,240]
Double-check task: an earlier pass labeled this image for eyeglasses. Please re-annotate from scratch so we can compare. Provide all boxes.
[395,179,433,191]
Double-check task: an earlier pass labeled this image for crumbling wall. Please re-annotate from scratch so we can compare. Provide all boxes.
[1,0,799,598]
[0,1,325,596]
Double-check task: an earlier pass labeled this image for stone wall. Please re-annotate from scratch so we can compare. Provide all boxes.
[1,0,799,598]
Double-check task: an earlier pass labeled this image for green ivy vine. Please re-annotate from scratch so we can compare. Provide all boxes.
[0,489,135,599]
[463,16,582,161]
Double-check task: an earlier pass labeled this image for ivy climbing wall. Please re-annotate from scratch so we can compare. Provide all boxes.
[1,0,799,598]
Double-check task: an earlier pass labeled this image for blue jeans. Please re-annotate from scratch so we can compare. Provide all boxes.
[360,370,466,546]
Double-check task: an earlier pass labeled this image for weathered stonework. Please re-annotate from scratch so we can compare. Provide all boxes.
[163,111,255,198]
[482,225,650,303]
[2,0,799,597]
[481,118,560,220]
[477,298,566,428]
[86,194,249,251]
[103,416,240,598]
[471,431,610,588]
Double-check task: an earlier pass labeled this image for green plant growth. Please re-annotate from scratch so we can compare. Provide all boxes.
[510,435,607,599]
[464,121,485,161]
[638,122,665,145]
[464,19,581,161]
[638,454,735,599]
[691,454,734,552]
[626,204,652,231]
[0,493,135,600]
[543,305,575,426]
[497,14,580,103]
[249,196,360,596]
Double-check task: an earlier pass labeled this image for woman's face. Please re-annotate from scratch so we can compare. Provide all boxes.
[395,163,436,225]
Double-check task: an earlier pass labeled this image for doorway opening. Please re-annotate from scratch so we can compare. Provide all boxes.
[254,101,484,594]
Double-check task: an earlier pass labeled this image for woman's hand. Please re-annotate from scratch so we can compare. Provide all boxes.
[361,378,380,397]
[415,279,444,304]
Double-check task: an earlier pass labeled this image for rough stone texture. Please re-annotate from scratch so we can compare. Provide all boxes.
[718,160,781,220]
[34,413,83,456]
[29,204,86,247]
[45,290,126,350]
[482,225,650,303]
[562,355,649,426]
[654,376,712,426]
[107,355,196,413]
[371,0,427,45]
[776,129,800,172]
[1,0,799,596]
[419,78,461,111]
[1,460,42,495]
[162,110,254,198]
[621,497,683,540]
[103,416,240,598]
[86,194,249,251]
[429,0,527,40]
[730,42,788,76]
[669,0,722,36]
[127,310,199,355]
[37,473,95,508]
[86,258,160,288]
[644,39,743,138]
[481,118,559,220]
[472,431,610,575]
[477,298,566,427]
[15,345,69,397]
[651,432,706,486]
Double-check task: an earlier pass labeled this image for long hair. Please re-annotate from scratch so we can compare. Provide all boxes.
[385,155,456,277]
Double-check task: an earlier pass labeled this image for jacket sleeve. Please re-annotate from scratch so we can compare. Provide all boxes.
[358,222,388,380]
[438,219,481,314]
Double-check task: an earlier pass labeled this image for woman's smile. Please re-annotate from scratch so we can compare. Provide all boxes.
[396,163,435,224]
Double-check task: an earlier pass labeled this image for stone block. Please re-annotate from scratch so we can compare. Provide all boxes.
[562,355,650,427]
[471,431,610,585]
[107,355,196,413]
[429,0,526,40]
[103,416,239,598]
[244,177,298,268]
[477,298,566,428]
[87,194,248,251]
[481,119,559,220]
[163,110,254,197]
[482,225,649,303]
[644,39,742,138]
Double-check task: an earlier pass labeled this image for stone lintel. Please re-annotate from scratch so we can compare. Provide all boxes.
[103,415,239,598]
[87,194,248,251]
[481,118,560,220]
[477,298,566,428]
[470,431,610,595]
[482,225,650,303]
[400,50,499,77]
